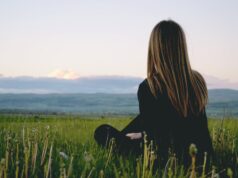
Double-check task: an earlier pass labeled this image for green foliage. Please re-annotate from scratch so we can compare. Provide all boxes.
[0,115,237,177]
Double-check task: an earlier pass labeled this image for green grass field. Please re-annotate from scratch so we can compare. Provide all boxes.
[0,115,237,178]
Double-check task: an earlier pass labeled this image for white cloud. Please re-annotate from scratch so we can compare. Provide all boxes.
[47,69,80,80]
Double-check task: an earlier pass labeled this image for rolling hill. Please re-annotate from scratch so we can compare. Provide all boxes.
[0,89,237,118]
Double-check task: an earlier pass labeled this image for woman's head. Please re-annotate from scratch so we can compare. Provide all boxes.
[147,20,208,117]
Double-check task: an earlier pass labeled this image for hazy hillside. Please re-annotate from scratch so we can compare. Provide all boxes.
[0,93,138,116]
[1,75,238,94]
[0,76,141,93]
[0,89,238,117]
[208,89,238,102]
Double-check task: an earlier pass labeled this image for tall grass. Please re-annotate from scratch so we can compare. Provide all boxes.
[0,114,237,177]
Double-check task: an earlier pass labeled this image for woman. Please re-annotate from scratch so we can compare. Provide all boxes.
[94,20,214,167]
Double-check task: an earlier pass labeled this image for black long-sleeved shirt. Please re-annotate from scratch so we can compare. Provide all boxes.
[136,78,214,165]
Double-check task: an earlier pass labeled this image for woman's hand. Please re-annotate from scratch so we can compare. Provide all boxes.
[126,132,142,140]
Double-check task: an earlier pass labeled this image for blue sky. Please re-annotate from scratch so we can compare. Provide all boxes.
[0,0,238,82]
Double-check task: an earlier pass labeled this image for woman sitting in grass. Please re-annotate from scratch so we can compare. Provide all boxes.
[94,20,214,170]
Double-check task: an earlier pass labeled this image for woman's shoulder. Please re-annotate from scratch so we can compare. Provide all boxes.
[139,78,148,87]
[192,70,206,84]
[137,78,150,95]
[138,78,150,92]
[138,78,164,99]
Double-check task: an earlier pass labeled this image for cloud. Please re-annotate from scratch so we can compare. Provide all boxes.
[47,69,79,80]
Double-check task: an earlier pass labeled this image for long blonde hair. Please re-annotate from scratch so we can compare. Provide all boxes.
[147,20,208,117]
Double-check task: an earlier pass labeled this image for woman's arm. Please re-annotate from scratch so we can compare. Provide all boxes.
[123,80,157,140]
[121,114,143,135]
[137,80,160,142]
[124,80,163,141]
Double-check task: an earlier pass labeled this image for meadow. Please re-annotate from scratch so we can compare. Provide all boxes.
[0,114,237,178]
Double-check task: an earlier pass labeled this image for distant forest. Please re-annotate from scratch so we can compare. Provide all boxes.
[0,89,238,118]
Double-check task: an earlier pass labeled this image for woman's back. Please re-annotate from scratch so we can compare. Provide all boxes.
[137,78,214,166]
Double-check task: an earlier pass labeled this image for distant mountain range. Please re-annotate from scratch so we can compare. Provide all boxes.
[0,75,237,118]
[0,76,141,93]
[0,74,238,94]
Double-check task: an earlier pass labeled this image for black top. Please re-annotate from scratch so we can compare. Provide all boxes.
[137,78,214,164]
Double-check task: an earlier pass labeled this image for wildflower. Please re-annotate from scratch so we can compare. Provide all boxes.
[189,143,198,157]
[84,151,94,163]
[59,152,69,160]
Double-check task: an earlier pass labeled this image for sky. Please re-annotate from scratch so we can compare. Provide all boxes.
[0,0,238,82]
